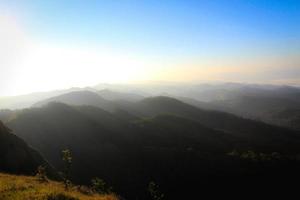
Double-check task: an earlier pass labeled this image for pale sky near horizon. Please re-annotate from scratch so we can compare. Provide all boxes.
[0,0,300,96]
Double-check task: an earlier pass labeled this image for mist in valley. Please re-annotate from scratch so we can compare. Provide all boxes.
[1,0,300,199]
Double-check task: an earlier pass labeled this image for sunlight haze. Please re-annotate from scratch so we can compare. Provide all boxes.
[1,0,299,96]
[1,2,300,198]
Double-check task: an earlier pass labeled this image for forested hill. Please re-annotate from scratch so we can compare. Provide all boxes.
[5,100,300,199]
[0,121,55,177]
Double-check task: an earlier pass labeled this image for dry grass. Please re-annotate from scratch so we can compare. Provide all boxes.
[0,173,119,200]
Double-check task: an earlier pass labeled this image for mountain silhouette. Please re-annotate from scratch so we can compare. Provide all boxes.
[0,121,56,177]
[34,91,116,112]
[5,97,300,199]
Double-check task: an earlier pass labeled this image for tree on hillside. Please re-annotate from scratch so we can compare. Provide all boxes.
[91,177,112,194]
[61,149,72,190]
[36,165,48,182]
[148,181,164,200]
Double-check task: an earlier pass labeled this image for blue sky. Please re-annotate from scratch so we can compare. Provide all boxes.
[0,0,300,95]
[23,0,300,55]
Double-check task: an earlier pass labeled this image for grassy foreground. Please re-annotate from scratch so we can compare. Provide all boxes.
[0,173,119,200]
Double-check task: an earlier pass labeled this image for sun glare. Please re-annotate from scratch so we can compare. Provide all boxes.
[9,42,152,95]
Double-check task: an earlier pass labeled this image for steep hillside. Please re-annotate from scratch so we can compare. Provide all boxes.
[118,96,300,152]
[6,102,300,199]
[0,110,14,123]
[0,121,55,177]
[0,173,118,200]
[7,103,141,197]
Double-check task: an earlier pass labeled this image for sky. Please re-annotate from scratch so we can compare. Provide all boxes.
[0,0,300,96]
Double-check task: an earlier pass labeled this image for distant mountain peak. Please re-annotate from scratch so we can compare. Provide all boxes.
[140,96,183,104]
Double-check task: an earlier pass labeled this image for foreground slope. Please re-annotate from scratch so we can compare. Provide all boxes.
[0,173,118,200]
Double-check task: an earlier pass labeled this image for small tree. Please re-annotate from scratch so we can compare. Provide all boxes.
[91,177,112,194]
[36,165,48,182]
[148,181,164,200]
[62,149,72,190]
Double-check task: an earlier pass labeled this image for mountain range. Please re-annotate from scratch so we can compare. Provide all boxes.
[1,82,300,131]
[1,88,300,198]
[1,83,300,199]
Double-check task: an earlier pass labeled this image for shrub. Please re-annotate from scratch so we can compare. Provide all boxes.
[76,185,93,195]
[91,177,112,194]
[148,181,164,200]
[36,165,48,183]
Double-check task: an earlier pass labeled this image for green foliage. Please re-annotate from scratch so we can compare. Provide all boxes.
[148,182,164,200]
[76,185,93,195]
[227,149,239,157]
[228,150,282,162]
[91,177,112,194]
[61,149,72,190]
[240,150,258,161]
